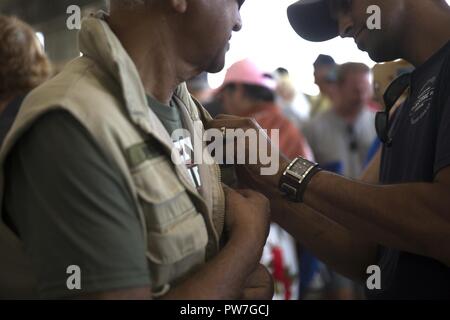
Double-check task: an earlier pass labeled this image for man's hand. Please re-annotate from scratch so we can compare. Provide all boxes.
[224,186,271,250]
[207,115,289,189]
[241,264,274,300]
[161,187,271,300]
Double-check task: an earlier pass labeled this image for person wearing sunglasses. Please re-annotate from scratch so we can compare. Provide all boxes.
[208,0,450,299]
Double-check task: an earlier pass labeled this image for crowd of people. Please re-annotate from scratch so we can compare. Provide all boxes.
[0,0,449,300]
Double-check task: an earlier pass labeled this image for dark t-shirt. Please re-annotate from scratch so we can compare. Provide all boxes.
[147,95,184,134]
[367,40,450,299]
[146,95,202,190]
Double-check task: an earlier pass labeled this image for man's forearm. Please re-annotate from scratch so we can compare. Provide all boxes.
[270,194,377,282]
[303,171,450,265]
[162,234,263,300]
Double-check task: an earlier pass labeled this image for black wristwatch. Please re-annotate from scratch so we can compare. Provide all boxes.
[279,157,321,202]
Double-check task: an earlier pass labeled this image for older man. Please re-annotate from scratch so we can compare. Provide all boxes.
[0,0,272,299]
[210,0,450,299]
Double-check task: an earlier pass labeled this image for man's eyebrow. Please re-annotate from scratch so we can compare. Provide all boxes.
[238,0,245,9]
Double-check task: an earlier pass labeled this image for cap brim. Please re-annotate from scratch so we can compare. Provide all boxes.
[287,0,338,42]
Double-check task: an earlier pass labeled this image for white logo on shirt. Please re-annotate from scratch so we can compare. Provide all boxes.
[410,77,436,125]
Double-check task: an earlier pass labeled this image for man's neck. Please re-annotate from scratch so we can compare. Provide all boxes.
[108,14,198,105]
[401,6,450,67]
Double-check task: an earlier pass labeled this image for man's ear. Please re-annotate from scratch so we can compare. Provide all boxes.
[169,0,188,13]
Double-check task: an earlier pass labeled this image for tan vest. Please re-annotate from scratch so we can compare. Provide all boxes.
[0,15,225,297]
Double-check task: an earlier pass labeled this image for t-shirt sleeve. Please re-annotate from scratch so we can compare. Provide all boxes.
[4,111,150,298]
[434,65,450,175]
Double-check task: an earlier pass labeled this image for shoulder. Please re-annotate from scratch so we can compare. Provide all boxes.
[11,110,106,163]
[26,110,90,137]
[14,58,136,155]
[21,57,123,120]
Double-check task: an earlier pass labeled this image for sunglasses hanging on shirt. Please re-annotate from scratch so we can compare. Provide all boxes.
[375,72,412,146]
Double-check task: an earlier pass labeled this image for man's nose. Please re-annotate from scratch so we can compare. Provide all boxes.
[233,12,243,32]
[338,14,355,38]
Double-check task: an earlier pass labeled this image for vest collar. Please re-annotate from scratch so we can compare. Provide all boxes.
[79,13,200,148]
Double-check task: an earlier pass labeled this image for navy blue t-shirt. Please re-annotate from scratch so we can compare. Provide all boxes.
[367,41,450,299]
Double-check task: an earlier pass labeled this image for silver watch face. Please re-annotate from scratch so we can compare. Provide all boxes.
[288,159,312,180]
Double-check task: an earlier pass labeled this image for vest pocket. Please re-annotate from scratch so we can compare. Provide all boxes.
[131,155,208,288]
[132,155,200,231]
[131,156,185,203]
[147,214,208,292]
[145,210,208,290]
[146,214,208,264]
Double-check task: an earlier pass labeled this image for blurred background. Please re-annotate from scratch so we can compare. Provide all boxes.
[2,0,449,116]
[0,0,105,67]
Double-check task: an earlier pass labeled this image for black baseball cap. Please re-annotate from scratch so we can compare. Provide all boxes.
[287,0,339,42]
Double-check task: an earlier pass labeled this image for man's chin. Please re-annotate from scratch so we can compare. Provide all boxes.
[361,41,400,63]
[205,57,226,74]
[367,49,399,63]
[207,65,225,74]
